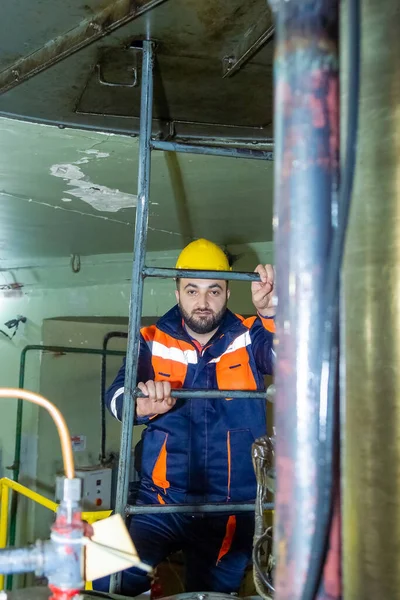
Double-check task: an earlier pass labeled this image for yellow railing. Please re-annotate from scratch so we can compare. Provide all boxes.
[0,477,112,590]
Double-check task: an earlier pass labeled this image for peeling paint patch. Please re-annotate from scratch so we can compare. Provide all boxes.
[50,155,137,213]
[52,164,84,180]
[73,150,111,165]
[83,150,110,158]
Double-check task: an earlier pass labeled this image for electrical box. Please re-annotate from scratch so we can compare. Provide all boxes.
[75,467,112,511]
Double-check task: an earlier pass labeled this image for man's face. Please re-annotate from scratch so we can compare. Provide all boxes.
[175,279,230,335]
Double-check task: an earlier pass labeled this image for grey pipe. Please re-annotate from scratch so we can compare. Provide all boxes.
[0,544,44,576]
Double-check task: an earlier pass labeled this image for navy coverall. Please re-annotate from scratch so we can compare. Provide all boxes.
[94,305,274,595]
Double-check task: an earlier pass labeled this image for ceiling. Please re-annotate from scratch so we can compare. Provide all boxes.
[0,0,275,263]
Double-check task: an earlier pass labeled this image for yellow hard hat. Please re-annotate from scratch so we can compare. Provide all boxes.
[176,239,232,271]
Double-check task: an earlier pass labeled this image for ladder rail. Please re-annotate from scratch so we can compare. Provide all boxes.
[126,502,274,515]
[143,266,262,281]
[151,139,274,161]
[110,39,155,593]
[135,388,268,399]
[112,40,274,593]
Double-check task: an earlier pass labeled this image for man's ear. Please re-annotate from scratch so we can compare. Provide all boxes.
[227,288,231,301]
[175,289,179,303]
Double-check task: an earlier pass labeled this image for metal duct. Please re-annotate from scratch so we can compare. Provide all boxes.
[342,0,400,597]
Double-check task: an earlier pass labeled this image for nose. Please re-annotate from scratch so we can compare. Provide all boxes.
[197,291,209,309]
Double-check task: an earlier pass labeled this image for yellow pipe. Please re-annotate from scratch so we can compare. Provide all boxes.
[82,511,112,525]
[0,482,10,589]
[0,479,57,513]
[0,389,75,479]
[0,483,10,547]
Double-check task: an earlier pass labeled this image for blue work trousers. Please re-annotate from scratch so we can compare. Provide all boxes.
[93,509,254,596]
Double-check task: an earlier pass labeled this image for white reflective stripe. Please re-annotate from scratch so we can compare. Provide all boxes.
[208,331,251,364]
[147,340,198,365]
[110,386,124,420]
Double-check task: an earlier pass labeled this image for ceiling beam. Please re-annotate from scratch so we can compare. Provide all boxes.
[0,0,168,96]
[222,11,274,78]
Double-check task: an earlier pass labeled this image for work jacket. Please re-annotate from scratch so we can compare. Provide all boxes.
[107,305,275,504]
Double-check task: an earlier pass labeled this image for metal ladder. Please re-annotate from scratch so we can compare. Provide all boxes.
[111,40,274,592]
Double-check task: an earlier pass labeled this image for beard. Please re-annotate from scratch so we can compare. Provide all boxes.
[179,303,227,334]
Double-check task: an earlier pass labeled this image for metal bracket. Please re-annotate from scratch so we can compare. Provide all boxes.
[97,64,138,88]
[222,11,275,78]
[0,0,168,96]
[96,47,139,88]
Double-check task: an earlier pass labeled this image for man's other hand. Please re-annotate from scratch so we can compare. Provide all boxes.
[136,380,176,417]
[251,264,275,317]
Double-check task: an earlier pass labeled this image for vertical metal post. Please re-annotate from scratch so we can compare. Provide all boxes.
[110,40,154,594]
[269,1,340,600]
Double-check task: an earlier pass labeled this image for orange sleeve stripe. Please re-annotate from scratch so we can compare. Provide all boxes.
[217,515,237,564]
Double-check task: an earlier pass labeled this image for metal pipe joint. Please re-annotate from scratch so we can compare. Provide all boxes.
[0,478,84,595]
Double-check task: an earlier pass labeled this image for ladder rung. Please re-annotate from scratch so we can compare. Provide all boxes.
[150,140,274,161]
[142,267,261,282]
[126,501,274,515]
[135,388,267,399]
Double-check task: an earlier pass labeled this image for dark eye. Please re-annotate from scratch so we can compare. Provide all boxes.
[210,290,220,296]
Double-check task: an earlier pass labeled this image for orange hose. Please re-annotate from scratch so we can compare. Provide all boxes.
[0,388,75,479]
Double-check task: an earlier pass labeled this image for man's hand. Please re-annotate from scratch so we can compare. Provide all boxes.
[252,264,275,317]
[136,380,176,418]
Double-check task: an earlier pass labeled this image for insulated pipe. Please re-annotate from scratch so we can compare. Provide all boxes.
[269,1,340,599]
[342,0,400,597]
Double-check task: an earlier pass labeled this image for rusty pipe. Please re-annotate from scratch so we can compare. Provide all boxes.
[269,1,340,599]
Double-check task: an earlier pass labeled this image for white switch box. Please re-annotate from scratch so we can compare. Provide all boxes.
[75,466,112,511]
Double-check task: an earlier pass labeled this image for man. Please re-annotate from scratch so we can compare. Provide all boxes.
[94,238,275,596]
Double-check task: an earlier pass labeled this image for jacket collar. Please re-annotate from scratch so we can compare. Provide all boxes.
[156,304,246,346]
